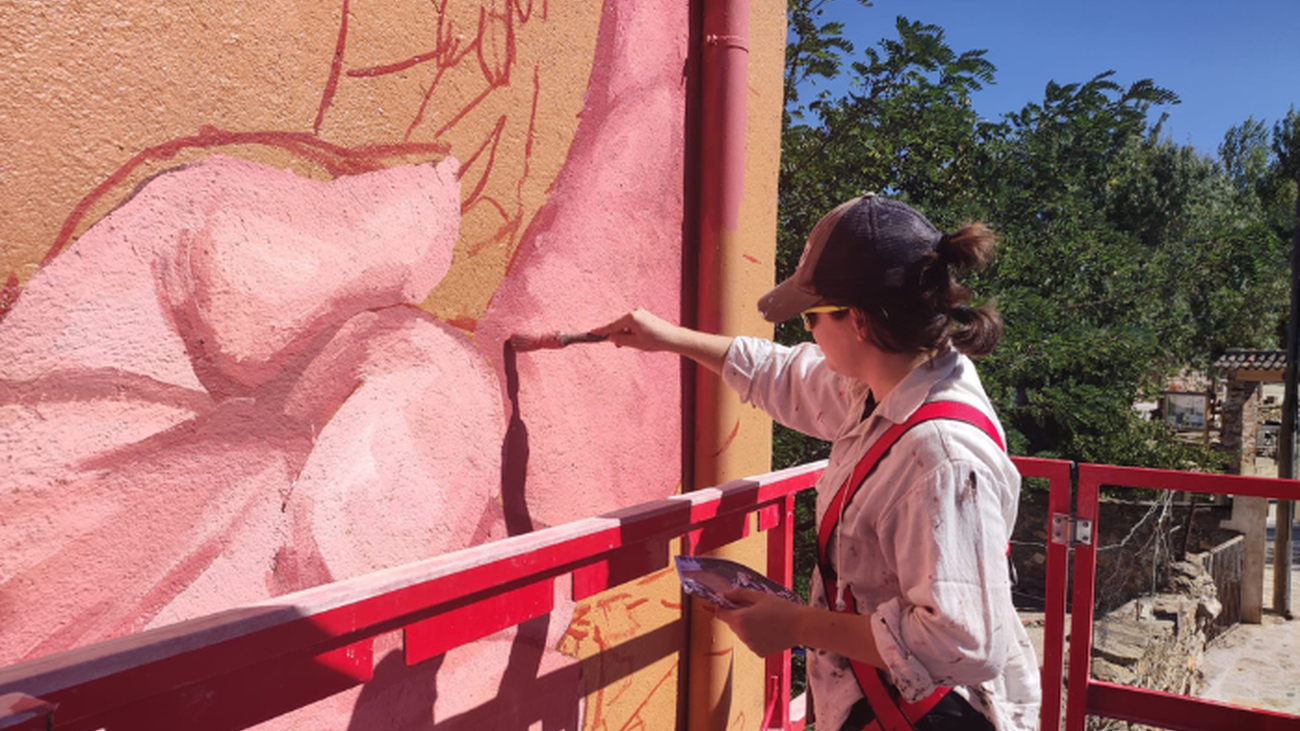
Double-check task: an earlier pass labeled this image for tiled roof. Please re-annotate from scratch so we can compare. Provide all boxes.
[1213,349,1287,372]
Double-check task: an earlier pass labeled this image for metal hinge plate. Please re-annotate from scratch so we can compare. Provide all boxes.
[1051,512,1093,546]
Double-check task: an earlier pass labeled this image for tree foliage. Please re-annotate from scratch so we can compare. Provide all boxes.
[784,0,869,116]
[774,2,1294,473]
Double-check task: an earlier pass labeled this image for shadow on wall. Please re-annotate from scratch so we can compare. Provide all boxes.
[501,341,535,537]
[345,618,584,731]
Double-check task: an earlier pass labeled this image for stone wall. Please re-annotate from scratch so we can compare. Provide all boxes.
[1191,534,1245,637]
[1221,379,1262,475]
[1088,560,1223,730]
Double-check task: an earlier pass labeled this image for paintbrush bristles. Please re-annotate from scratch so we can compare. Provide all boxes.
[510,332,564,351]
[509,331,607,352]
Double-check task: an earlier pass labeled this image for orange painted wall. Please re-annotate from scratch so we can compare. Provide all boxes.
[0,0,786,728]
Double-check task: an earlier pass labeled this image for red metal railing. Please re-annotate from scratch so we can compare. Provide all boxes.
[0,462,821,731]
[2,457,1298,731]
[1012,457,1074,731]
[1064,465,1300,731]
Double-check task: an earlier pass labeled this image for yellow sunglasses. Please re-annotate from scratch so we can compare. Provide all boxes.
[801,305,851,331]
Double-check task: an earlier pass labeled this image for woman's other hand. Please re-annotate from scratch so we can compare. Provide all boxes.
[715,588,803,658]
[716,587,888,668]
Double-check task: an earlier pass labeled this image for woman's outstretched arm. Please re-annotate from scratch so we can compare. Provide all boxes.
[593,308,735,375]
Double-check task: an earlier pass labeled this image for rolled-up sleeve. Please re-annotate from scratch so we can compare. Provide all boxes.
[722,336,855,440]
[867,458,1013,701]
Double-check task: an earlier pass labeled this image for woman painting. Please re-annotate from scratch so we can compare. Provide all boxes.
[595,194,1040,731]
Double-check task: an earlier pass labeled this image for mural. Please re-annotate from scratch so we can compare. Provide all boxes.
[0,0,694,728]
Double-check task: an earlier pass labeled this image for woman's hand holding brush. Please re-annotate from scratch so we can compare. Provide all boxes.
[509,309,734,374]
[590,309,734,375]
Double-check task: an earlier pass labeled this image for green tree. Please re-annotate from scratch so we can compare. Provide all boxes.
[973,75,1282,467]
[784,0,870,120]
[1221,117,1272,200]
[1221,115,1296,268]
[1276,107,1300,235]
[1275,106,1300,377]
[775,4,1289,473]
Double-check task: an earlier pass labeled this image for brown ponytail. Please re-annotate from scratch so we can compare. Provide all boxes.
[849,222,1003,357]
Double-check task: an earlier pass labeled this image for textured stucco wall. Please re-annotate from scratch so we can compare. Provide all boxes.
[0,1,604,327]
[0,0,786,728]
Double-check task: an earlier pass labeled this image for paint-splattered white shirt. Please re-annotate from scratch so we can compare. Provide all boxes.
[722,337,1040,731]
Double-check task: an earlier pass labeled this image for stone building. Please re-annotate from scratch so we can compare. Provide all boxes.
[1213,349,1287,624]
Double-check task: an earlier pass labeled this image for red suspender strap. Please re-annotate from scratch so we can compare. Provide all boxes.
[816,401,1005,731]
[817,401,1004,562]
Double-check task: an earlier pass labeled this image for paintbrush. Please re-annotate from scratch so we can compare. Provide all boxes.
[509,331,608,352]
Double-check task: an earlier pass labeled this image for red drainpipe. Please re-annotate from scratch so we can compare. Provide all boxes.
[690,0,750,491]
[696,0,749,339]
[687,0,755,729]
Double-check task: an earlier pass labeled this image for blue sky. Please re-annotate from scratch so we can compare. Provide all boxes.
[797,0,1300,157]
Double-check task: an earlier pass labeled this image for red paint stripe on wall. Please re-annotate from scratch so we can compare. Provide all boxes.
[710,419,741,458]
[313,0,351,135]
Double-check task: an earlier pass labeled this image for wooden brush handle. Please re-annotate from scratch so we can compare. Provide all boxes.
[559,332,607,346]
